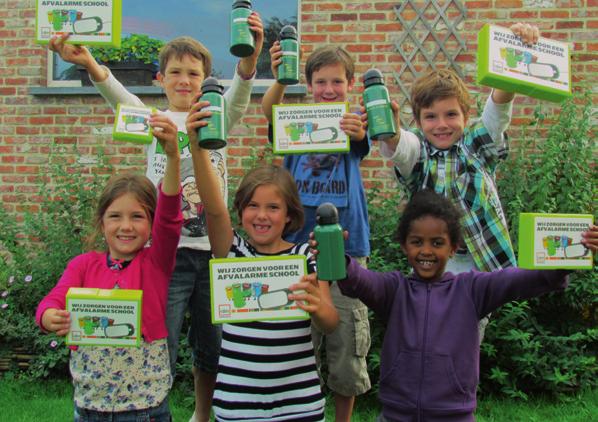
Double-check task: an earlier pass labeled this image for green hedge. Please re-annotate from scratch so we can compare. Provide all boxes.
[0,96,595,399]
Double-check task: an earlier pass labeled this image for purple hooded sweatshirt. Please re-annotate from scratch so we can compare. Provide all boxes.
[339,258,568,422]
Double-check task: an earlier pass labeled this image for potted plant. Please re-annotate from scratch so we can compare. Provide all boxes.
[79,33,164,86]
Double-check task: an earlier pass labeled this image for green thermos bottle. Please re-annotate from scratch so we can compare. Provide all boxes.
[362,68,396,141]
[277,25,299,85]
[198,77,227,150]
[314,203,346,281]
[230,0,255,58]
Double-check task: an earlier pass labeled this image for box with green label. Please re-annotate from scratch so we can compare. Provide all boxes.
[209,255,309,324]
[35,0,122,47]
[66,287,142,347]
[518,213,593,270]
[477,24,571,103]
[113,104,155,144]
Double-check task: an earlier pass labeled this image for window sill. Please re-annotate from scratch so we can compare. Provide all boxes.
[29,85,308,96]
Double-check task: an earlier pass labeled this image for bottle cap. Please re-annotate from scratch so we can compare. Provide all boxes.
[201,77,224,95]
[232,0,251,9]
[363,68,384,88]
[279,25,298,40]
[316,202,339,225]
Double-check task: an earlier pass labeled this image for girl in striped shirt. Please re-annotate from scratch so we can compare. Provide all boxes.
[187,104,339,422]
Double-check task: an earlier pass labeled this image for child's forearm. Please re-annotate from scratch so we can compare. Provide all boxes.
[261,82,286,122]
[161,155,180,196]
[86,60,109,83]
[491,89,515,104]
[190,146,233,257]
[311,300,339,334]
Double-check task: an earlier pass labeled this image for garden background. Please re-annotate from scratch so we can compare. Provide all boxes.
[0,0,596,420]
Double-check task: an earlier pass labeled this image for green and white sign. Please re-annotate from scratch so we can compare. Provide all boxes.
[35,0,122,47]
[66,287,142,347]
[112,103,155,145]
[272,102,350,154]
[518,213,593,270]
[477,24,571,103]
[210,255,309,324]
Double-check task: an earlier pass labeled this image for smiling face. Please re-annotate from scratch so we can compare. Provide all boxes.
[241,184,292,254]
[157,54,205,112]
[417,97,468,150]
[307,63,354,103]
[101,193,152,261]
[401,215,457,282]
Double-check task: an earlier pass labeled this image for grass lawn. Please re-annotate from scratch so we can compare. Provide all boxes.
[0,376,596,421]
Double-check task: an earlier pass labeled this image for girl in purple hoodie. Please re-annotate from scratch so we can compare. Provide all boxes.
[315,190,597,422]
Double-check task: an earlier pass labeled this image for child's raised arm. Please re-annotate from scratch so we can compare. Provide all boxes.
[49,34,108,83]
[186,101,233,258]
[492,23,540,104]
[237,12,264,79]
[261,41,287,122]
[149,114,180,195]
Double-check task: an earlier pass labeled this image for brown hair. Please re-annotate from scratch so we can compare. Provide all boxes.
[86,173,157,250]
[410,69,471,124]
[233,165,304,236]
[305,45,355,84]
[158,36,212,77]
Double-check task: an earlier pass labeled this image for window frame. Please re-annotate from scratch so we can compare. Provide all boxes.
[46,1,301,88]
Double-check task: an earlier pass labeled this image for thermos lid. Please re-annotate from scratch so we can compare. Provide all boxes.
[316,202,339,225]
[201,77,224,95]
[363,68,384,88]
[279,25,298,40]
[232,0,251,9]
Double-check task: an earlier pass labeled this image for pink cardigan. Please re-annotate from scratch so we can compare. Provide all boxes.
[36,186,183,342]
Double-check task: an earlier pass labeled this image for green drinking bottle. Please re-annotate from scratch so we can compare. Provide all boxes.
[230,0,255,58]
[277,25,299,85]
[362,68,396,141]
[314,203,346,281]
[198,77,227,150]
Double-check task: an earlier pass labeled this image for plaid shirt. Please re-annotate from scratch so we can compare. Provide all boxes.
[396,121,516,272]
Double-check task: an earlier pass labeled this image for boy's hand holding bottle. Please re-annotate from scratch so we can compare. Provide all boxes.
[237,12,264,79]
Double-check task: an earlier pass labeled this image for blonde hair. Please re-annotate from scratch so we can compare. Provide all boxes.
[86,173,157,250]
[410,69,471,124]
[159,36,212,77]
[233,165,304,235]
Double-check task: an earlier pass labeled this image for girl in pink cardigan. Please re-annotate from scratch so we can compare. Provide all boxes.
[36,114,182,421]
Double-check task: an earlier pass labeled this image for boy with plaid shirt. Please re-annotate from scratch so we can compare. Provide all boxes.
[376,23,539,276]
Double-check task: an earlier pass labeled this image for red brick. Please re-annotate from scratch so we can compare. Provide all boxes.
[556,21,583,29]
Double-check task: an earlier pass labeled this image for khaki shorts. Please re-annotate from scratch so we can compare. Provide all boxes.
[311,257,372,397]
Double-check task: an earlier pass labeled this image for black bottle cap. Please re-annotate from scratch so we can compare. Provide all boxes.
[316,202,339,225]
[280,25,298,40]
[363,68,385,88]
[201,77,224,95]
[232,0,251,9]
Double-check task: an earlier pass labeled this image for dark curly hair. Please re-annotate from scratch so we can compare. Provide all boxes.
[397,189,462,247]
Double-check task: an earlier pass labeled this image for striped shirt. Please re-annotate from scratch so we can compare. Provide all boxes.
[212,232,325,422]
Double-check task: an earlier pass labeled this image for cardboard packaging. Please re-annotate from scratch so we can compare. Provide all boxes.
[35,0,122,47]
[66,287,142,347]
[518,213,594,270]
[112,104,155,144]
[272,102,350,154]
[210,255,309,324]
[477,24,571,103]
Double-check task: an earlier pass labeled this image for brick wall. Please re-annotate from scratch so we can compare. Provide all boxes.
[1,0,596,213]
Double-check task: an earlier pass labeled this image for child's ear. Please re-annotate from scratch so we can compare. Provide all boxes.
[156,72,164,84]
[306,81,313,94]
[347,76,355,92]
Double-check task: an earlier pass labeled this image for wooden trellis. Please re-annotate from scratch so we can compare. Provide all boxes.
[392,1,468,126]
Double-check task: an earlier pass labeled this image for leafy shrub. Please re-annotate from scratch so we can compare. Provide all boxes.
[480,93,597,398]
[0,148,110,378]
[90,33,164,65]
